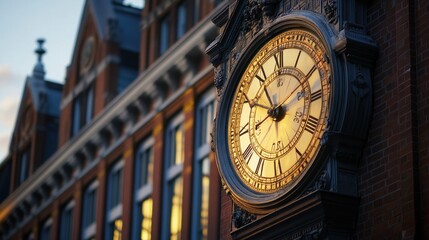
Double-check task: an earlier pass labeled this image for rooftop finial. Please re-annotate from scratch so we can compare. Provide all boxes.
[35,38,46,63]
[33,38,46,79]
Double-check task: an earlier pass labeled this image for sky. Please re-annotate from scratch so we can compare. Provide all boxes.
[0,0,86,162]
[0,0,144,163]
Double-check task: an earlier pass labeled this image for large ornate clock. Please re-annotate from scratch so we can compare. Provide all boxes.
[228,29,330,194]
[208,1,377,238]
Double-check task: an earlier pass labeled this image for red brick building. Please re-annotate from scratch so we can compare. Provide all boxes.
[0,0,428,239]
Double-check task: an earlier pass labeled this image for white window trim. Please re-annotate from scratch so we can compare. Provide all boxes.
[191,89,215,240]
[133,136,155,240]
[82,180,97,239]
[162,112,185,240]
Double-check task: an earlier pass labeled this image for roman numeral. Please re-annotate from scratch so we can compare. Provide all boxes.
[255,157,264,176]
[295,147,303,161]
[274,51,283,69]
[304,115,319,134]
[256,64,267,84]
[294,50,302,68]
[274,159,282,176]
[243,145,254,164]
[311,89,322,102]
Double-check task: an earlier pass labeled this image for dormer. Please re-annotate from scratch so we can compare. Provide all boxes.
[59,0,140,146]
[8,39,63,191]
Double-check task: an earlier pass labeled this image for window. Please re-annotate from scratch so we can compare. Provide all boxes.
[85,85,94,124]
[133,137,154,240]
[72,95,82,136]
[59,201,74,240]
[106,160,124,240]
[39,218,52,240]
[193,0,200,24]
[18,148,30,184]
[192,89,215,239]
[71,84,95,137]
[23,232,34,240]
[82,181,98,240]
[117,67,138,94]
[159,14,170,55]
[176,1,187,40]
[162,113,184,240]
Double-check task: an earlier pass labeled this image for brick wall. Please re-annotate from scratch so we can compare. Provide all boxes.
[357,0,428,238]
[415,0,429,238]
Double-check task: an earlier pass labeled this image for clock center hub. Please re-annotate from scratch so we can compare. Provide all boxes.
[267,105,286,121]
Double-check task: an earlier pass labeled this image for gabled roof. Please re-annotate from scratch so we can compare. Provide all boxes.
[26,77,63,116]
[10,77,63,147]
[69,0,140,67]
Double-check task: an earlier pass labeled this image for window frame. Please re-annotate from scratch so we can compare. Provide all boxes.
[59,200,75,240]
[162,112,185,240]
[133,136,155,240]
[159,13,171,56]
[39,217,52,240]
[82,180,98,240]
[105,159,124,240]
[191,89,215,240]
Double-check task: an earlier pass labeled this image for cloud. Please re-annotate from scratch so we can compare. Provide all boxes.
[0,65,13,84]
[0,96,19,130]
[0,134,10,163]
[0,64,24,90]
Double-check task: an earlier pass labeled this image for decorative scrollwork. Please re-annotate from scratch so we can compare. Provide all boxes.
[260,0,280,18]
[210,118,216,152]
[324,0,337,24]
[352,70,370,99]
[243,0,263,34]
[214,67,224,97]
[232,206,256,228]
[306,170,331,194]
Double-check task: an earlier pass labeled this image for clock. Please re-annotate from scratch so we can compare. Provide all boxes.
[80,36,95,74]
[216,27,332,211]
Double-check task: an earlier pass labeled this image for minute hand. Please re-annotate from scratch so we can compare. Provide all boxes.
[275,77,307,109]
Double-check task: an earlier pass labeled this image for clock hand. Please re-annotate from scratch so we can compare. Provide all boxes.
[263,86,274,107]
[255,114,270,129]
[252,102,271,110]
[260,121,273,143]
[274,74,309,109]
[244,93,271,110]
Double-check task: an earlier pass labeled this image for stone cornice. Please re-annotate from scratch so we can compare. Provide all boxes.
[0,7,219,234]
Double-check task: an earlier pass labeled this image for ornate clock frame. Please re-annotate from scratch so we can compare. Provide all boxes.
[207,0,377,238]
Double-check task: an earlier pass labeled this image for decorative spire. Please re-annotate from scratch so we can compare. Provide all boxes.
[32,38,46,79]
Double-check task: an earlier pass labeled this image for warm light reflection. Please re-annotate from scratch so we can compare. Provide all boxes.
[141,198,153,240]
[170,177,183,240]
[113,218,122,240]
[200,158,210,239]
[174,126,184,165]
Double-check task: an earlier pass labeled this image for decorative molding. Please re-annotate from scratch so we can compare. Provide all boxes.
[242,0,263,34]
[214,67,224,95]
[305,170,331,195]
[260,0,280,19]
[323,0,337,24]
[232,205,256,229]
[285,222,326,240]
[210,118,216,152]
[352,67,370,99]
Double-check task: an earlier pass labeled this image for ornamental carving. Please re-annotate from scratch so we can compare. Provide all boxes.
[324,0,337,24]
[232,206,256,229]
[306,170,331,194]
[242,0,263,34]
[352,69,370,99]
[260,0,280,18]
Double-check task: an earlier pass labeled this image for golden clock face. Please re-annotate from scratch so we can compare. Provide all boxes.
[228,29,331,193]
